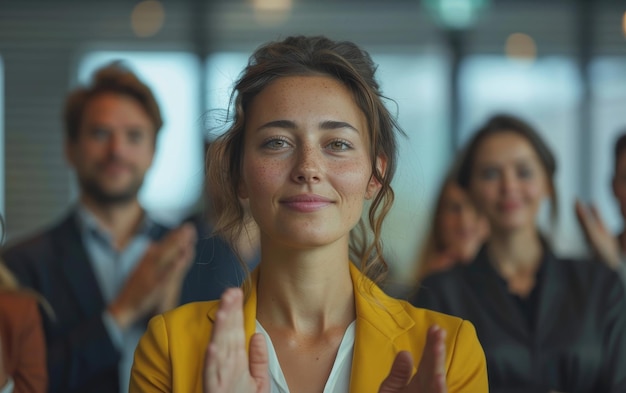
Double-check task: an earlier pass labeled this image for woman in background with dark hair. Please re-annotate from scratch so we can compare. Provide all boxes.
[412,114,626,392]
[413,169,489,283]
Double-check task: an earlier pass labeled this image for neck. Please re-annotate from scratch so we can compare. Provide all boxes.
[486,225,543,277]
[80,194,144,250]
[255,237,355,335]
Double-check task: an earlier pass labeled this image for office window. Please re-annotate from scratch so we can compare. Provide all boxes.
[78,52,202,224]
[590,57,626,233]
[459,56,583,256]
[206,51,450,277]
[374,53,450,273]
[206,53,250,116]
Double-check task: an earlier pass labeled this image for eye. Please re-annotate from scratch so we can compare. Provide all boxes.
[479,167,499,180]
[262,137,291,150]
[128,130,145,144]
[326,139,352,151]
[90,127,110,141]
[517,166,533,179]
[443,201,463,214]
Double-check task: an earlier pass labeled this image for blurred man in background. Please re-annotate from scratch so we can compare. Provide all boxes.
[576,131,626,286]
[1,63,200,393]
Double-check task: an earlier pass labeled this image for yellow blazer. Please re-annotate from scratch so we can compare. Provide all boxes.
[130,264,488,392]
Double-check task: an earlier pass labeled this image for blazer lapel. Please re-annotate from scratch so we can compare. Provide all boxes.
[53,213,106,318]
[206,269,258,350]
[205,265,415,392]
[242,271,259,347]
[349,264,415,393]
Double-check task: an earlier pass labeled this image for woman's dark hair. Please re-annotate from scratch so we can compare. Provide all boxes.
[206,35,404,284]
[457,114,558,218]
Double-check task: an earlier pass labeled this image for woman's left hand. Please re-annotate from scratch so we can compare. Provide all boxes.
[378,325,448,393]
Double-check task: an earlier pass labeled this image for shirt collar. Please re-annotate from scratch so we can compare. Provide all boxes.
[474,237,554,290]
[74,203,158,243]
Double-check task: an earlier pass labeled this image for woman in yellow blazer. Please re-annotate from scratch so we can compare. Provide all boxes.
[131,35,488,393]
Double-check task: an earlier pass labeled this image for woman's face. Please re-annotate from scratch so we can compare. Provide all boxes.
[238,75,380,249]
[437,182,489,262]
[469,131,550,233]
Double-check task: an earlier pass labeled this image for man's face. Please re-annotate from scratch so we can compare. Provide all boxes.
[66,93,156,205]
[613,151,626,220]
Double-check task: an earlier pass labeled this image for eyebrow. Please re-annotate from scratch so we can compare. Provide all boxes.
[256,120,359,133]
[477,156,536,167]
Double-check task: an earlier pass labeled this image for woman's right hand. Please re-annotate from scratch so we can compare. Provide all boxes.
[203,288,270,393]
[378,325,448,393]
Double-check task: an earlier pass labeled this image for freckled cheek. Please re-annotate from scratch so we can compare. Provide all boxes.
[243,159,284,197]
[333,164,371,200]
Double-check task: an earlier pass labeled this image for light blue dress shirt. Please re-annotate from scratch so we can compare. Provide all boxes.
[75,205,159,393]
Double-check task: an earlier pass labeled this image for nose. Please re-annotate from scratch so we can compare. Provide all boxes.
[500,169,518,195]
[291,145,322,184]
[108,133,125,156]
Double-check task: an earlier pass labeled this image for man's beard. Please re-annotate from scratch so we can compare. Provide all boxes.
[79,175,144,206]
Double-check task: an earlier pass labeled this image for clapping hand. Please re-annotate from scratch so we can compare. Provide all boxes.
[109,223,197,330]
[379,326,448,393]
[575,200,620,269]
[202,289,448,393]
[203,288,270,393]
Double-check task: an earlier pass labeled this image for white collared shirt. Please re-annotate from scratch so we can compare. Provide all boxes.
[256,320,356,393]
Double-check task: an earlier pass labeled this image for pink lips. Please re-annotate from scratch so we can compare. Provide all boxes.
[498,200,522,213]
[280,194,333,212]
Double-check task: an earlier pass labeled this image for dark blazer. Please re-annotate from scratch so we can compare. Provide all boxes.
[0,291,47,393]
[180,211,251,303]
[1,212,244,393]
[410,245,626,393]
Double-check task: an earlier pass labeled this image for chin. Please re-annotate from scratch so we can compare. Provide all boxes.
[493,221,529,234]
[274,228,346,249]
